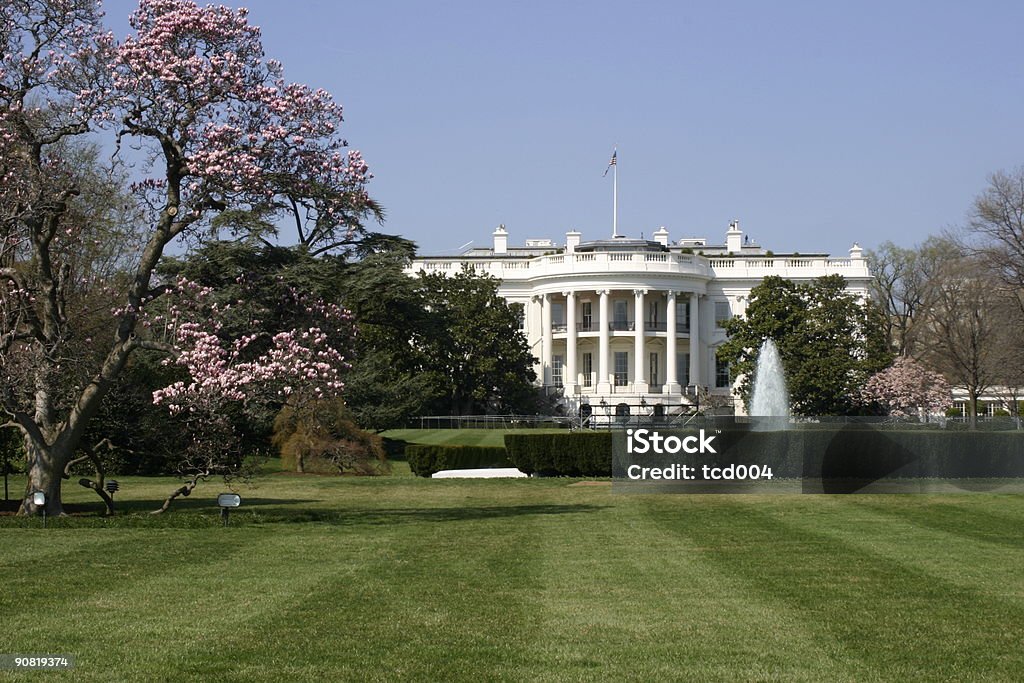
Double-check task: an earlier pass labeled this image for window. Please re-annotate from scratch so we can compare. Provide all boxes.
[582,352,593,386]
[613,300,628,329]
[649,352,659,386]
[552,354,564,387]
[676,301,690,332]
[677,352,690,386]
[714,301,731,329]
[552,302,565,332]
[715,355,731,388]
[649,300,658,324]
[614,351,629,386]
[581,302,593,331]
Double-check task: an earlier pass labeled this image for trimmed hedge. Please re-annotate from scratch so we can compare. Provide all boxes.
[406,444,512,477]
[504,432,612,476]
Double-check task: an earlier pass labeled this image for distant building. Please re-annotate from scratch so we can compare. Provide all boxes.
[408,221,871,419]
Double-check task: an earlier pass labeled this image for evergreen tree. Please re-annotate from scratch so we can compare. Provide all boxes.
[719,275,891,415]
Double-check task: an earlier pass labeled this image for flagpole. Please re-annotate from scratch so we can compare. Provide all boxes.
[612,156,618,238]
[604,147,618,238]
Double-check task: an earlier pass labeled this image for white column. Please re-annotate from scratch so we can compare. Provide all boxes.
[634,289,647,393]
[564,291,577,391]
[529,295,543,383]
[597,289,610,393]
[666,290,680,394]
[542,293,552,386]
[689,293,700,388]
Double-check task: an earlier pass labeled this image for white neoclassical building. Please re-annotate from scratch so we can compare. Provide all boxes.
[409,221,870,418]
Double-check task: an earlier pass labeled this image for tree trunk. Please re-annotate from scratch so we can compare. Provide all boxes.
[18,436,68,516]
[968,391,979,431]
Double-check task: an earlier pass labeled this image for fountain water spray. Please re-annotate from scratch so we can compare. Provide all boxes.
[750,339,790,427]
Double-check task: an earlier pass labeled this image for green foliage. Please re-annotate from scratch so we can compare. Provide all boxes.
[335,248,446,429]
[718,275,892,415]
[416,270,538,415]
[85,351,193,475]
[503,432,612,476]
[405,444,512,477]
[272,399,389,475]
[0,428,23,475]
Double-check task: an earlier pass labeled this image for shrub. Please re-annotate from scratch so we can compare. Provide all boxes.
[504,432,612,476]
[406,445,512,477]
[272,399,389,475]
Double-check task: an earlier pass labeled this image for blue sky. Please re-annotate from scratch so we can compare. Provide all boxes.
[100,0,1024,256]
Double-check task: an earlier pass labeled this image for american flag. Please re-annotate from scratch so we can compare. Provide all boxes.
[603,149,617,177]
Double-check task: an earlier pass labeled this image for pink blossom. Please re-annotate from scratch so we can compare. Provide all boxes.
[861,358,953,416]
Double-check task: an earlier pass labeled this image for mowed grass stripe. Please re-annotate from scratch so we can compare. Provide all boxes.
[132,501,555,682]
[51,530,391,682]
[780,497,1024,600]
[848,496,1024,551]
[644,497,1024,681]
[512,492,855,682]
[0,532,260,644]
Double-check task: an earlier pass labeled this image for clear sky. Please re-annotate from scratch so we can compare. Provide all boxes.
[100,0,1024,256]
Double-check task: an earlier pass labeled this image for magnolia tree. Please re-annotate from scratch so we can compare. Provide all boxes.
[1,0,376,515]
[144,278,352,511]
[860,357,953,418]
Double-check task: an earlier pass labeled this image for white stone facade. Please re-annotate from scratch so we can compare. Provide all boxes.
[408,222,871,418]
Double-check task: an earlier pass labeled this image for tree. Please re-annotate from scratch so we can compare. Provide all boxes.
[915,258,1017,429]
[967,167,1024,317]
[866,239,958,356]
[416,270,538,415]
[1,0,376,515]
[860,357,952,417]
[143,276,354,509]
[272,399,388,475]
[334,246,446,429]
[719,275,891,415]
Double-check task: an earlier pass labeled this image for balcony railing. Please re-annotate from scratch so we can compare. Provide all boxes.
[409,251,869,282]
[568,320,690,333]
[643,321,691,332]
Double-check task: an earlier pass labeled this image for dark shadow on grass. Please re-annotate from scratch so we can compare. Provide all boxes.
[1,500,608,527]
[242,503,610,526]
[19,497,328,517]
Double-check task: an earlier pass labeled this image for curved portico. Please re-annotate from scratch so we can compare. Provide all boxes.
[533,284,706,402]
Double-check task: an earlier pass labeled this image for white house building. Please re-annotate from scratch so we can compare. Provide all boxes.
[408,221,871,419]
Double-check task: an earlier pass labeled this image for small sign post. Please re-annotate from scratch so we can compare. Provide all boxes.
[217,493,241,526]
[32,490,46,527]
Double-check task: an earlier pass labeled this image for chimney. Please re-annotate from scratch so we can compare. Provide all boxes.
[653,226,669,246]
[493,224,508,254]
[726,219,742,253]
[565,230,581,253]
[849,242,863,261]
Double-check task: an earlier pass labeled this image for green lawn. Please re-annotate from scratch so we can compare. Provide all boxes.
[383,427,565,448]
[2,472,1023,681]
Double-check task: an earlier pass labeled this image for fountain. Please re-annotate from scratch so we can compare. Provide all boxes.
[749,339,790,427]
